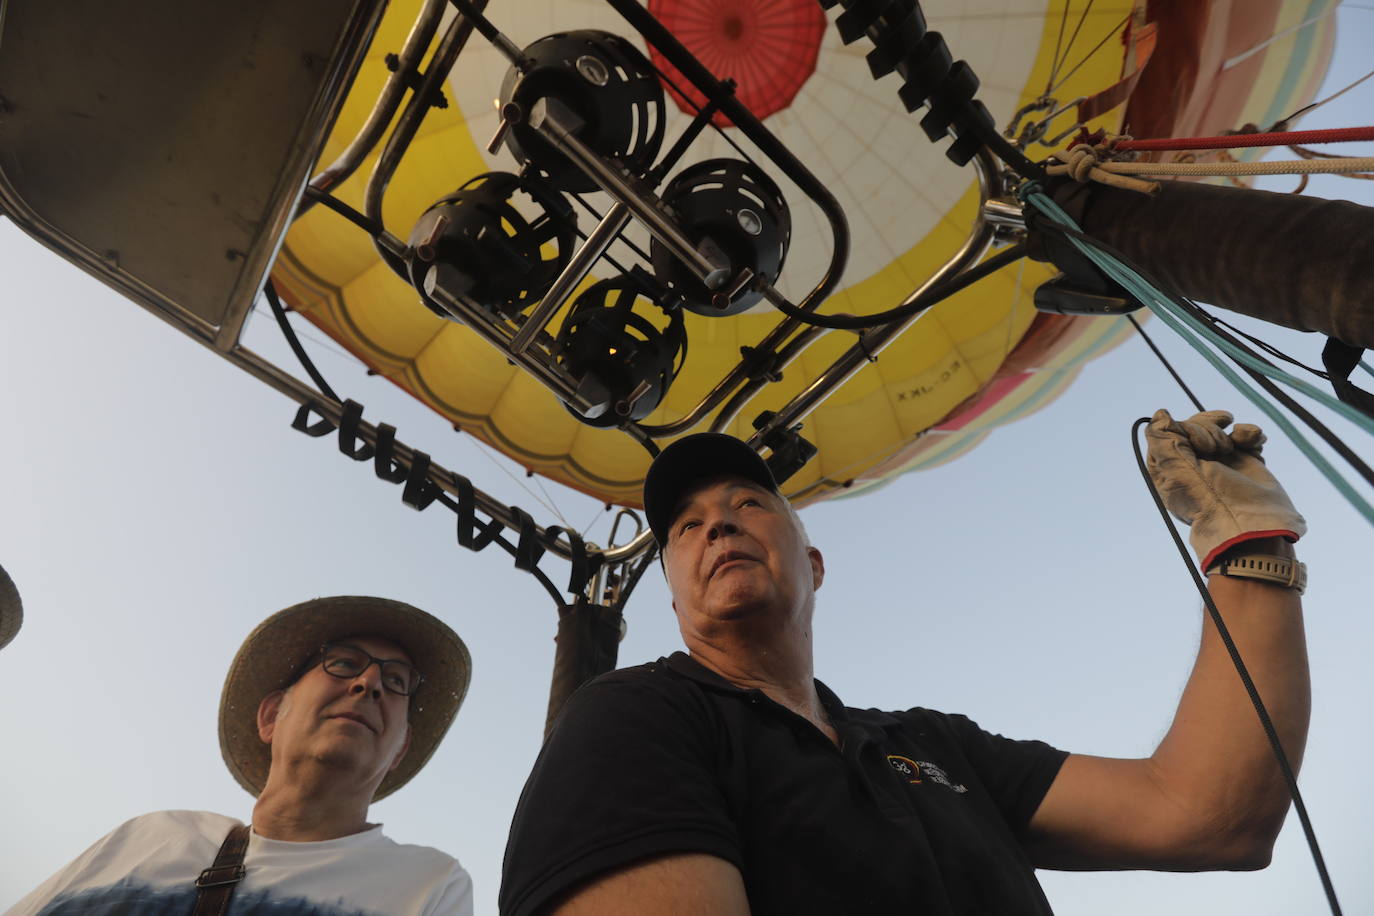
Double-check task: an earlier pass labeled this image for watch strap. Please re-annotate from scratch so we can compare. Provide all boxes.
[1211,553,1307,595]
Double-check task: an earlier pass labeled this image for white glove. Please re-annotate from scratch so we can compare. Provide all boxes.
[1145,409,1306,569]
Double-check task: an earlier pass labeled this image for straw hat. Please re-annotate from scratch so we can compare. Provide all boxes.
[0,563,21,651]
[218,596,471,801]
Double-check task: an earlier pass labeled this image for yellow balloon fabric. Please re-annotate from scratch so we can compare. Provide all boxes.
[273,0,1337,508]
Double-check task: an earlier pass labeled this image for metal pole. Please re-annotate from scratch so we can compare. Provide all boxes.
[745,151,1002,443]
[301,0,448,211]
[423,265,599,414]
[528,97,731,289]
[510,202,632,355]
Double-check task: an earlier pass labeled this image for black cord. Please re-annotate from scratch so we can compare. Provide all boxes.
[1041,221,1374,488]
[1127,314,1204,412]
[1210,317,1330,381]
[1176,306,1374,489]
[300,186,410,281]
[265,282,342,402]
[760,242,1026,330]
[1130,418,1342,915]
[302,186,385,237]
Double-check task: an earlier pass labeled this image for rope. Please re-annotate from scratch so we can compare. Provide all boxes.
[1115,125,1374,152]
[1026,192,1374,444]
[1286,145,1374,180]
[1047,148,1160,194]
[1022,190,1374,528]
[1097,157,1374,177]
[1047,151,1374,183]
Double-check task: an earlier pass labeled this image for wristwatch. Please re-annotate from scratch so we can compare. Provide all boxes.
[1210,553,1307,595]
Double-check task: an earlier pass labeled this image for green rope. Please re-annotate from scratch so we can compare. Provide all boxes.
[1025,190,1374,527]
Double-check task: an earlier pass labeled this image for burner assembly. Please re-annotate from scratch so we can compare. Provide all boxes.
[394,5,846,438]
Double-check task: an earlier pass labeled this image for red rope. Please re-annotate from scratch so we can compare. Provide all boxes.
[1115,126,1374,152]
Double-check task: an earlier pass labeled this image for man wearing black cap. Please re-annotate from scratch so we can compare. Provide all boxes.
[10,596,475,915]
[501,410,1312,915]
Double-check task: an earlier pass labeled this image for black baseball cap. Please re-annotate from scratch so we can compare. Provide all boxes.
[643,433,779,546]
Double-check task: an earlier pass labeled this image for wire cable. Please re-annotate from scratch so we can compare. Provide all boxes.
[431,493,564,604]
[1127,314,1205,412]
[1074,234,1374,519]
[265,282,341,402]
[1024,193,1374,438]
[1035,215,1374,490]
[1126,301,1374,496]
[301,186,385,236]
[1208,318,1330,381]
[1024,192,1374,526]
[1195,318,1374,489]
[1130,417,1342,916]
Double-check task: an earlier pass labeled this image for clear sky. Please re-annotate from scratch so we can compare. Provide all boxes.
[2,4,1373,915]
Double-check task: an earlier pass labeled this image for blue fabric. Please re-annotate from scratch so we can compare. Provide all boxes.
[39,879,374,915]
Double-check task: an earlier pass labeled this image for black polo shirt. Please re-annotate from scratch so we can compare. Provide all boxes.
[500,653,1066,916]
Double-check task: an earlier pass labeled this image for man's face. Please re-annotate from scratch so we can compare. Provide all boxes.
[257,634,412,792]
[662,475,823,636]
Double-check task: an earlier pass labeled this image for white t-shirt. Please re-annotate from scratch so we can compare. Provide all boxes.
[6,809,473,915]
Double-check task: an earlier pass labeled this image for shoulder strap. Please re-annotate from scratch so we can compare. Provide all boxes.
[1322,337,1374,421]
[192,822,251,916]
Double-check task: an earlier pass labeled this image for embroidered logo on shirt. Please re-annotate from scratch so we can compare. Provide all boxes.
[887,755,968,793]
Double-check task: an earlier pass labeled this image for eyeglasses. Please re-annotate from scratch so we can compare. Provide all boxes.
[315,643,423,697]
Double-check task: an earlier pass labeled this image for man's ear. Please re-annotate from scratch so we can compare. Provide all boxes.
[808,546,825,591]
[386,725,412,774]
[257,689,287,744]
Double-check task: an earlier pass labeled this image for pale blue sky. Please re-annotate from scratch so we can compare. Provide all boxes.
[2,4,1372,914]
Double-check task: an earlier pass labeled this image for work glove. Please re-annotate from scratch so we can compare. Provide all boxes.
[1145,409,1306,569]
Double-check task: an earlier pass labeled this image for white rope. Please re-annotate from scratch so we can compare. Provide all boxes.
[1092,156,1374,177]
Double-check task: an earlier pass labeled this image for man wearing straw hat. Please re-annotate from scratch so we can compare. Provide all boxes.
[0,562,20,652]
[9,596,475,915]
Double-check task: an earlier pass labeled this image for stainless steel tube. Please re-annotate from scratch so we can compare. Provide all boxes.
[301,0,448,213]
[745,150,1002,445]
[510,202,632,355]
[528,97,731,289]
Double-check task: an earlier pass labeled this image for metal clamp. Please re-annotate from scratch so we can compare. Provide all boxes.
[195,864,247,888]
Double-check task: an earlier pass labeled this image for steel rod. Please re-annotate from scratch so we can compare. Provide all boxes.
[529,97,731,289]
[364,4,480,247]
[423,265,598,414]
[612,155,1001,560]
[745,151,1001,444]
[603,0,848,316]
[510,202,632,355]
[300,0,448,213]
